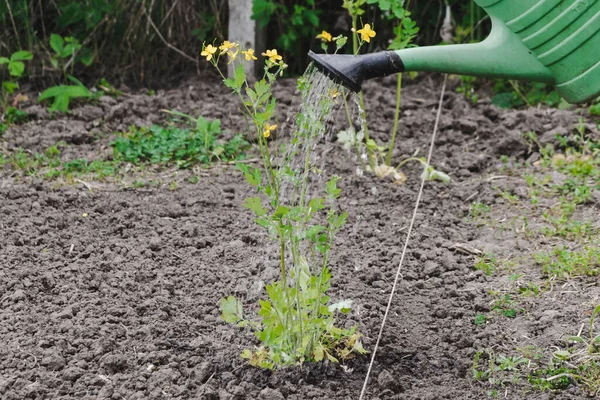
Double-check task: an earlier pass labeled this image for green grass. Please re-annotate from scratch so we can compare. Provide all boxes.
[489,292,523,319]
[1,107,30,136]
[474,253,498,276]
[469,202,491,219]
[534,247,600,279]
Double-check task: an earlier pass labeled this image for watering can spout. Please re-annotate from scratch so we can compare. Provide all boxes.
[309,15,554,93]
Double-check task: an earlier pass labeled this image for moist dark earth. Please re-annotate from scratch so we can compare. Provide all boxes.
[1,71,599,399]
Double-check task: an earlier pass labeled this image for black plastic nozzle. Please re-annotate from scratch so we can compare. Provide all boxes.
[308,50,404,92]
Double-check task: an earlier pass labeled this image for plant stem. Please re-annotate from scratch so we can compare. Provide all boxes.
[508,80,531,107]
[386,72,403,166]
[350,12,375,170]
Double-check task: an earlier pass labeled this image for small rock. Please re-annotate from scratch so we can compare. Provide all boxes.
[200,387,219,400]
[259,387,285,400]
[101,354,128,373]
[99,95,118,106]
[457,336,474,349]
[423,261,440,277]
[195,361,212,383]
[148,237,162,251]
[52,306,74,319]
[40,272,56,289]
[41,353,66,371]
[474,300,490,312]
[62,366,85,381]
[458,119,478,134]
[97,385,114,398]
[10,289,26,302]
[377,370,398,391]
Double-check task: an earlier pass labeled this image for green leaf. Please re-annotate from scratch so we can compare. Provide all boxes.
[50,34,65,56]
[337,129,356,151]
[7,61,24,77]
[328,212,348,229]
[78,48,94,66]
[304,225,325,241]
[553,350,570,360]
[326,176,341,198]
[254,79,270,98]
[11,50,33,62]
[237,163,261,187]
[0,57,9,64]
[273,205,289,219]
[2,81,18,94]
[326,352,339,363]
[313,343,325,362]
[243,196,266,216]
[38,85,91,112]
[220,296,244,324]
[241,349,253,359]
[422,166,451,183]
[251,0,279,29]
[234,63,246,88]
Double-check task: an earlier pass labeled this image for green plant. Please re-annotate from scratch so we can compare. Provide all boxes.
[534,247,600,279]
[0,50,33,106]
[474,253,497,276]
[472,351,528,386]
[49,33,93,77]
[38,75,94,112]
[490,292,522,318]
[496,188,519,205]
[518,282,541,296]
[203,41,366,368]
[469,202,490,219]
[530,307,600,393]
[112,116,249,167]
[491,81,562,109]
[97,78,122,97]
[457,75,479,104]
[1,106,30,136]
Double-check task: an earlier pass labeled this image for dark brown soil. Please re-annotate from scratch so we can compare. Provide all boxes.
[1,72,598,400]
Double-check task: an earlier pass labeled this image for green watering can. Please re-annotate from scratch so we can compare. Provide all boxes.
[308,0,600,103]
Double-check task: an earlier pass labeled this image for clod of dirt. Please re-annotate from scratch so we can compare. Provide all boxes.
[259,387,285,400]
[9,289,26,302]
[377,369,402,392]
[100,354,128,373]
[41,353,66,371]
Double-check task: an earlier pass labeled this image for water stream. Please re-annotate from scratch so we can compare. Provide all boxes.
[277,64,359,207]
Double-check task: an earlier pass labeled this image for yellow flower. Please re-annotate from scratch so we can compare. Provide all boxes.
[264,123,277,138]
[262,49,282,63]
[242,48,257,61]
[201,44,217,61]
[227,49,239,64]
[357,24,376,43]
[329,88,341,98]
[316,30,333,42]
[219,40,238,53]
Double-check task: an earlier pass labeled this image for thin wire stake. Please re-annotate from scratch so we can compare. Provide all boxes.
[359,74,448,400]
